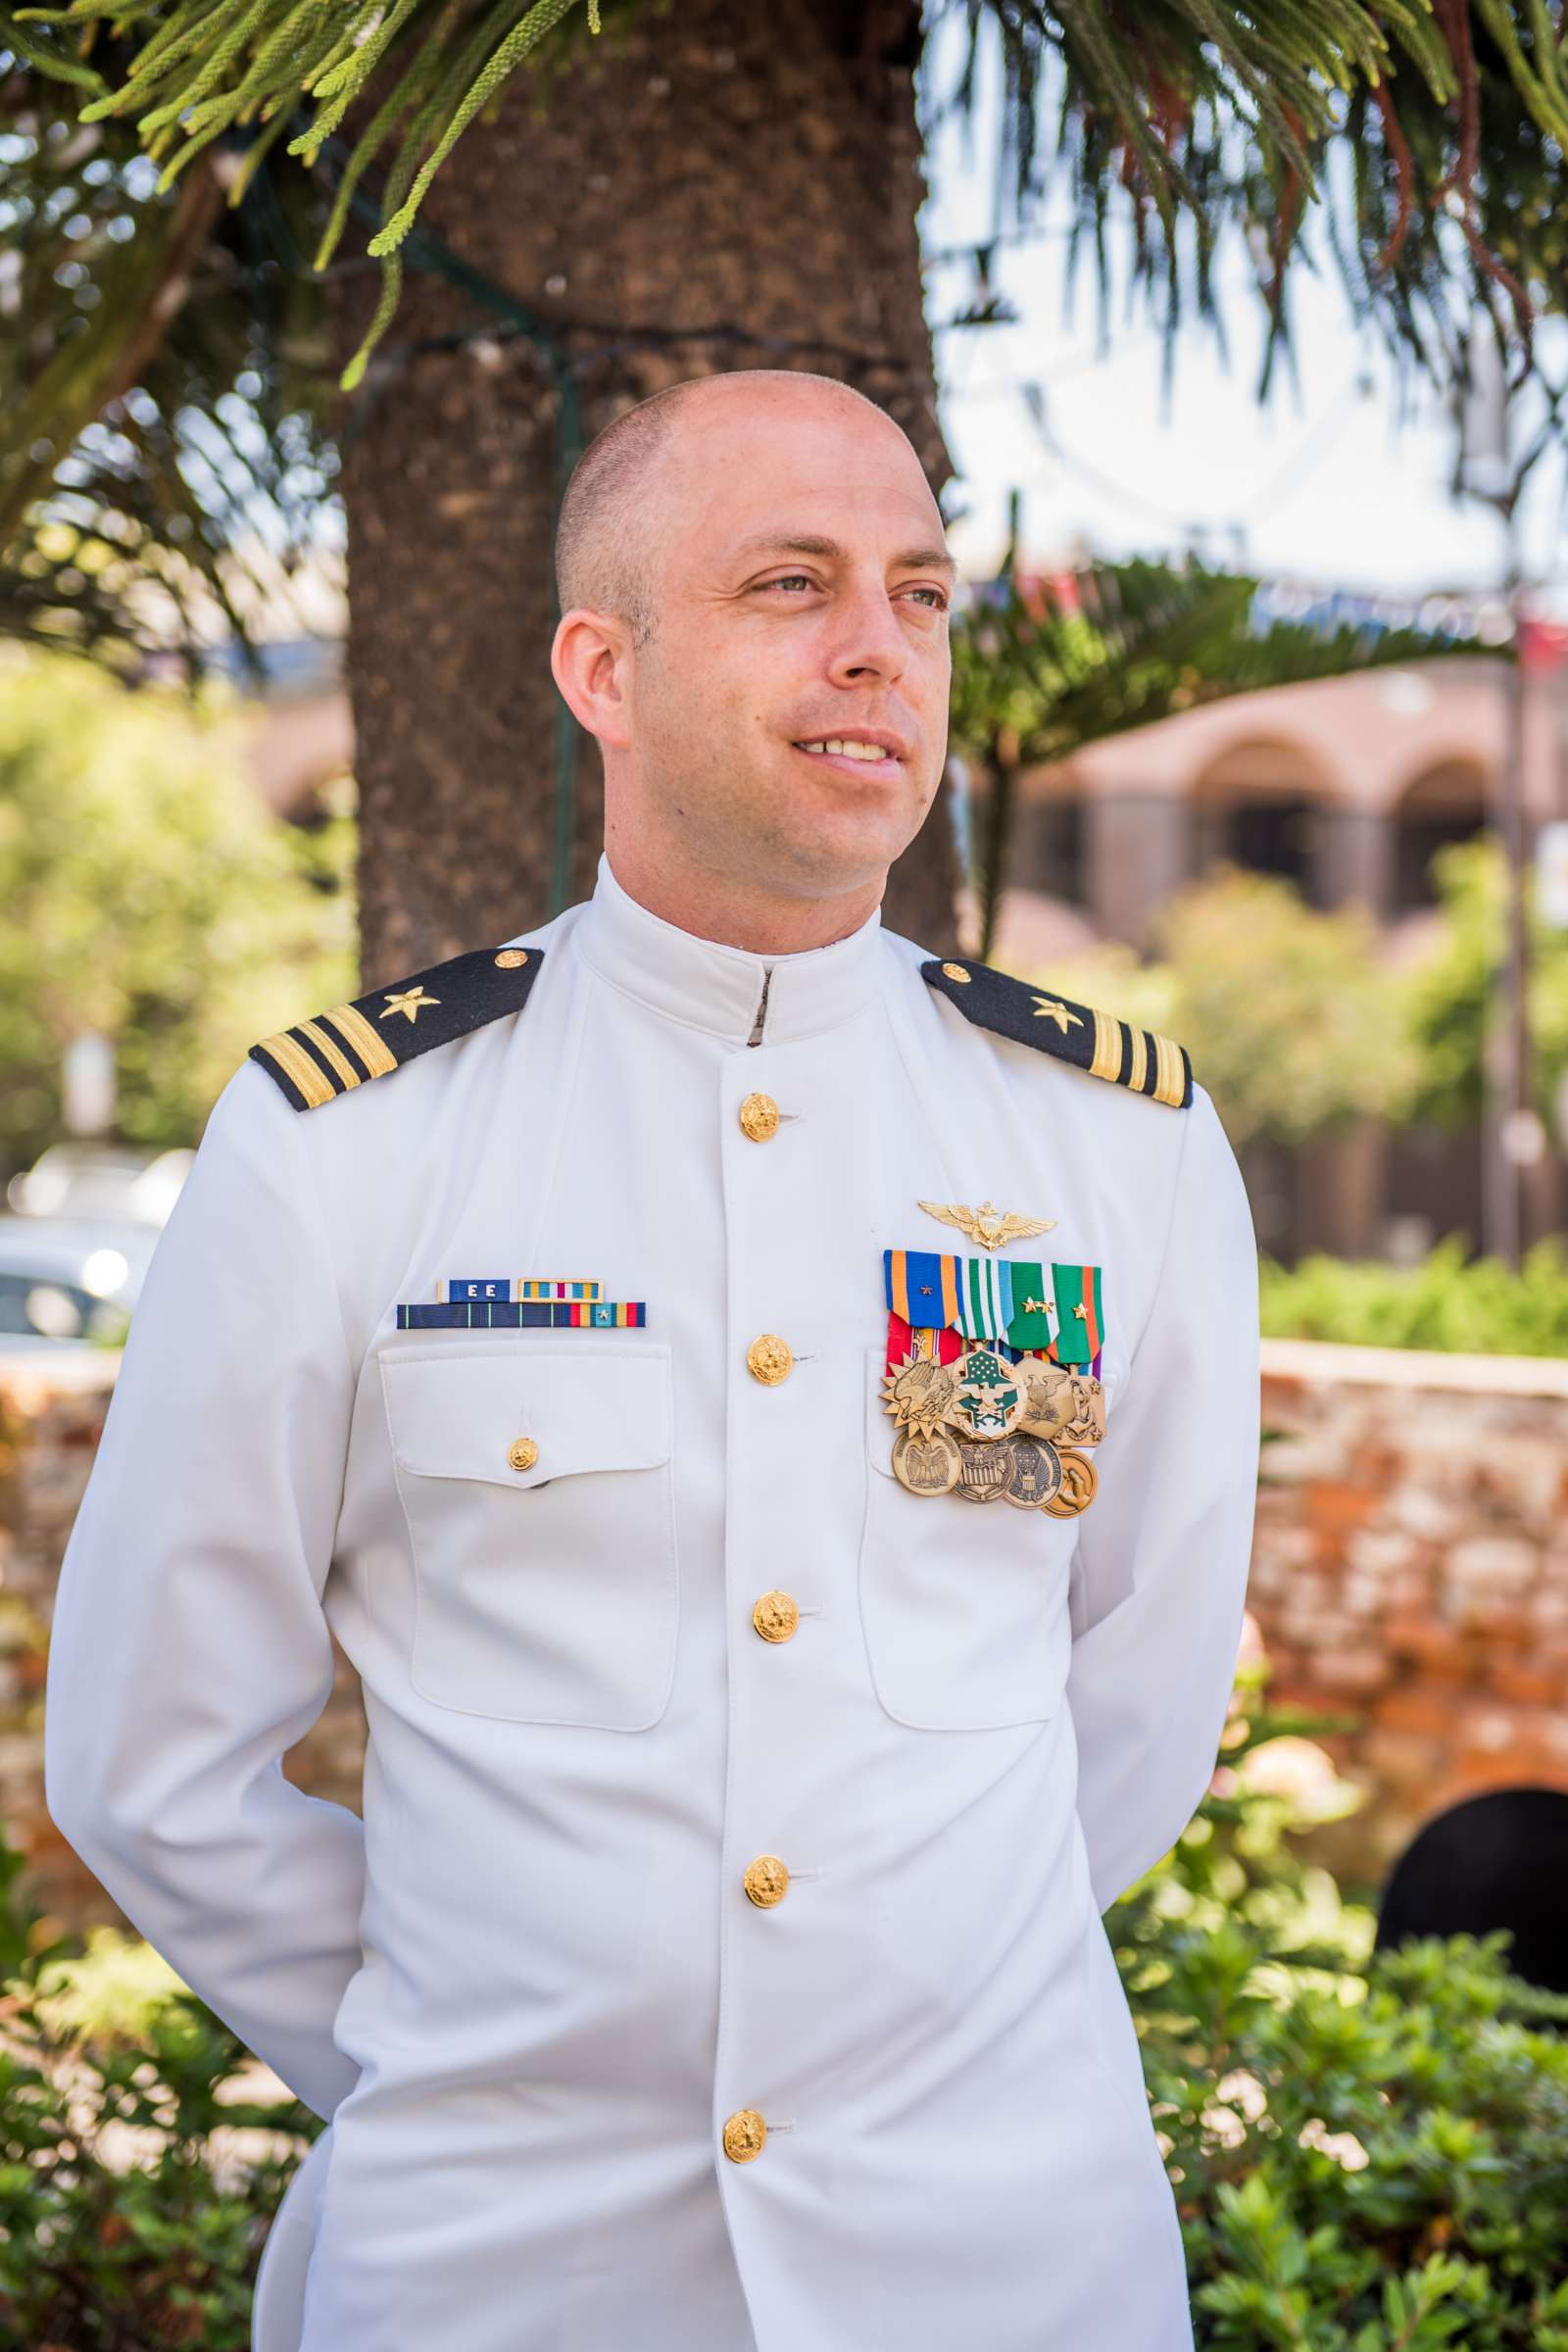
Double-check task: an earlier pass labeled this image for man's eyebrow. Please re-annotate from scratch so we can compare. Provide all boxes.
[733,531,958,581]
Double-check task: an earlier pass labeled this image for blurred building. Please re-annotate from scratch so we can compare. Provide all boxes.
[996,653,1568,1260]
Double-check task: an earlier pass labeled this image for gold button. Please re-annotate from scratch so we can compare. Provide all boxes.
[746,1334,793,1386]
[722,2109,767,2164]
[507,1437,539,1472]
[743,1854,790,1908]
[752,1591,800,1643]
[494,948,529,968]
[738,1091,780,1143]
[941,961,970,983]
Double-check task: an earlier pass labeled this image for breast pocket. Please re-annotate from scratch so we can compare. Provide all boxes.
[858,1343,1075,1731]
[380,1341,678,1730]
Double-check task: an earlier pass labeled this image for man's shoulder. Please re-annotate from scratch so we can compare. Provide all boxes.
[881,933,1193,1111]
[248,938,546,1113]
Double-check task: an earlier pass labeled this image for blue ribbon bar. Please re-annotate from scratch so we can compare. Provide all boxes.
[397,1299,648,1331]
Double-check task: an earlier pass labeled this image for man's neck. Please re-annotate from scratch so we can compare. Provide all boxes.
[602,838,883,957]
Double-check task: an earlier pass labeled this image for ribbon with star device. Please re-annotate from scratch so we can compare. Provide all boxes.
[880,1248,1106,1516]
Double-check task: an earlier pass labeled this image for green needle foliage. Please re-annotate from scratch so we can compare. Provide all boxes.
[950,559,1491,962]
[3,3,1568,671]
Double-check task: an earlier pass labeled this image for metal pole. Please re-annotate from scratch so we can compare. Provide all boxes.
[1505,572,1528,1271]
[1487,519,1529,1271]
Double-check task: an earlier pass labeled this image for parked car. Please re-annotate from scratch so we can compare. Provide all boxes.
[0,1216,156,1347]
[5,1141,193,1227]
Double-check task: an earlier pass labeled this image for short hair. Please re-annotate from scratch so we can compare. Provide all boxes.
[553,370,891,649]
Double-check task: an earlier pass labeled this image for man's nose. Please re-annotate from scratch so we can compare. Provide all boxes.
[825,584,911,684]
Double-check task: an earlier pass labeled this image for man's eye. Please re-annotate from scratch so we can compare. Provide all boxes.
[756,575,948,611]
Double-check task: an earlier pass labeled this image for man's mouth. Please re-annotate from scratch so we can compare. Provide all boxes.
[792,734,906,777]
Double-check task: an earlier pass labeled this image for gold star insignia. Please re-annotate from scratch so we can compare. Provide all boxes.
[1074,1301,1089,1321]
[1032,996,1083,1034]
[1020,1297,1048,1314]
[379,986,441,1024]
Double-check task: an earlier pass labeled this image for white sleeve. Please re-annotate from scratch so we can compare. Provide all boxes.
[44,1058,367,2122]
[1063,1083,1259,1915]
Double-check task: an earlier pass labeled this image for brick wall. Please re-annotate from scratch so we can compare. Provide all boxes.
[11,1337,1568,1930]
[0,1351,368,1936]
[1252,1338,1568,1886]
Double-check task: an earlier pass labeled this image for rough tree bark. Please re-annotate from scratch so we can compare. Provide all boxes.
[330,0,958,984]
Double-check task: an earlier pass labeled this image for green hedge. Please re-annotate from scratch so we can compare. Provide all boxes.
[1259,1237,1568,1358]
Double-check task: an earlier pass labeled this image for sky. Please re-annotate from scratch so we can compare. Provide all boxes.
[915,16,1568,602]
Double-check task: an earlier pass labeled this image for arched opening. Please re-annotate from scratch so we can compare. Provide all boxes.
[1391,760,1489,912]
[1190,742,1329,904]
[1009,789,1086,907]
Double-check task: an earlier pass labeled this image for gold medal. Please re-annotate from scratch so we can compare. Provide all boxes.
[1041,1447,1099,1517]
[1016,1360,1077,1442]
[1003,1435,1062,1508]
[955,1437,1014,1503]
[950,1348,1026,1443]
[880,1353,962,1441]
[892,1426,961,1496]
[1061,1374,1106,1448]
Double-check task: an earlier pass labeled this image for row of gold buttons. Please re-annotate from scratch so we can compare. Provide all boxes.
[732,1300,799,2162]
[730,1088,790,2165]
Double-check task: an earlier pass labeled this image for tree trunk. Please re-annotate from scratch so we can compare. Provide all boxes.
[330,0,958,985]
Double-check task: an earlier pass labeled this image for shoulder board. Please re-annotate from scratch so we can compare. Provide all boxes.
[250,944,543,1111]
[921,956,1192,1108]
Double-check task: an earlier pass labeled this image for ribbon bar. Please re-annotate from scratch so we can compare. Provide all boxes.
[399,1299,646,1330]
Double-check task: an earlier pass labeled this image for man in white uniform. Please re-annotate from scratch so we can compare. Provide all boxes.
[44,369,1260,2352]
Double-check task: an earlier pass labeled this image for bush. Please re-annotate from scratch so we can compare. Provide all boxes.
[0,644,356,1174]
[1258,1236,1568,1356]
[1109,1657,1568,2347]
[0,1838,318,2349]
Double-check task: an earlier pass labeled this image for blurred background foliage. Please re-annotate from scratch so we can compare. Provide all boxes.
[1020,843,1568,1159]
[1258,1236,1568,1356]
[0,644,354,1171]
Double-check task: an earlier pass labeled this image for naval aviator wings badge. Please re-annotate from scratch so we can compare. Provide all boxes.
[917,1199,1055,1251]
[881,1245,1106,1518]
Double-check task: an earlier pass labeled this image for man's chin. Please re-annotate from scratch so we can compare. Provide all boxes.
[762,818,923,902]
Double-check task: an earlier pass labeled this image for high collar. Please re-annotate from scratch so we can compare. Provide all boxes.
[573,853,885,1046]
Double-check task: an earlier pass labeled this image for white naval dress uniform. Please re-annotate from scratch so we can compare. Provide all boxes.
[44,852,1260,2352]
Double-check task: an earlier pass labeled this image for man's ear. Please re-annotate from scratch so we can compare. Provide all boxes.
[551,609,633,752]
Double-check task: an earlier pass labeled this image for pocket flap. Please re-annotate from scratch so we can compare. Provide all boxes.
[380,1342,672,1490]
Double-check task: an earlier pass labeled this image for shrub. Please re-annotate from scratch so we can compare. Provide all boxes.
[1109,1657,1568,2347]
[1258,1236,1568,1356]
[0,1838,318,2350]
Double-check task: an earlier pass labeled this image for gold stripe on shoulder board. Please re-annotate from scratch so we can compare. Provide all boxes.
[322,1001,399,1076]
[254,1028,336,1108]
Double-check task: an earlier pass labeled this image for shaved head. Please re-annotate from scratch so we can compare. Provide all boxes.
[549,366,952,953]
[554,370,895,647]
